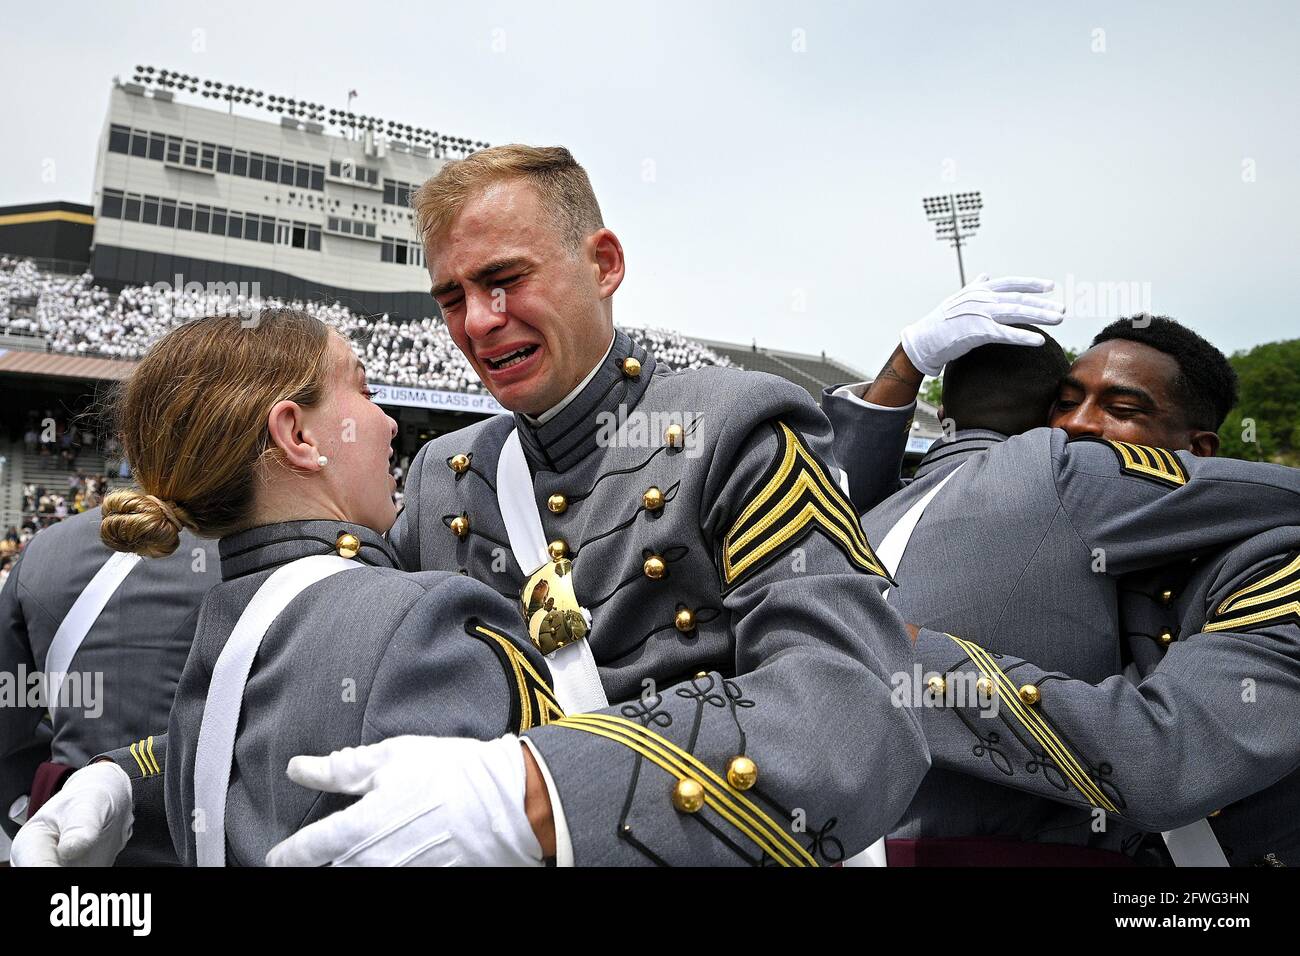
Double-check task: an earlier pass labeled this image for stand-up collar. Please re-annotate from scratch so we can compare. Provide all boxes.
[912,428,1008,480]
[218,519,402,581]
[514,329,656,474]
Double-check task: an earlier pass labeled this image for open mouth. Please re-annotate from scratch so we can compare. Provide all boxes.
[484,345,539,371]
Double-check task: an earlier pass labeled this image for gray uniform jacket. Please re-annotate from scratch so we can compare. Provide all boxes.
[109,520,556,866]
[914,525,1300,866]
[0,507,218,861]
[388,330,929,866]
[823,395,1300,857]
[819,390,916,512]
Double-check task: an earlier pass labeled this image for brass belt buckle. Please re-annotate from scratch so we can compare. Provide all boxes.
[522,557,589,655]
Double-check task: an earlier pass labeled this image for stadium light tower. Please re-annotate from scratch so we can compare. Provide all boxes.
[922,191,982,287]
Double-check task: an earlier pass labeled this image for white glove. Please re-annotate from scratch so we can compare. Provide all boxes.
[10,761,133,867]
[899,274,1065,376]
[266,735,544,867]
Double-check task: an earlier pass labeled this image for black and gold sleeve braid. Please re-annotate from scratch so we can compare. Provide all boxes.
[943,633,1120,814]
[1205,553,1300,634]
[464,620,564,732]
[551,713,818,867]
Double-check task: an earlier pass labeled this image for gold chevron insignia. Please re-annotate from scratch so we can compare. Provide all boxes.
[1102,439,1188,487]
[469,623,564,732]
[722,421,891,586]
[1205,553,1300,633]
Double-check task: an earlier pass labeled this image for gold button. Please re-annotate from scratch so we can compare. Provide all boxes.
[622,356,642,378]
[672,778,705,814]
[547,494,568,514]
[926,676,947,698]
[1158,630,1174,646]
[642,486,664,511]
[664,423,684,447]
[726,756,758,791]
[335,533,361,559]
[450,515,470,540]
[1018,684,1041,706]
[1160,589,1174,604]
[449,453,470,474]
[643,555,666,579]
[547,539,568,560]
[1208,808,1222,818]
[695,671,709,679]
[675,608,696,633]
[975,676,996,699]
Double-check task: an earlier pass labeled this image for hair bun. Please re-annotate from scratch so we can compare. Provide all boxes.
[100,489,187,557]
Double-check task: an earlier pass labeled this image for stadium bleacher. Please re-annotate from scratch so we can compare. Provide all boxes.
[695,337,867,399]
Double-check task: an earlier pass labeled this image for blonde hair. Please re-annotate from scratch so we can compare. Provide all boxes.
[412,144,604,256]
[101,309,334,557]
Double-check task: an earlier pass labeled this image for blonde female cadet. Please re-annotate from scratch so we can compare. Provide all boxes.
[14,309,559,866]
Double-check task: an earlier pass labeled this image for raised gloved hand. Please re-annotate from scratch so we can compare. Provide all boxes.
[266,735,545,867]
[10,761,133,867]
[899,275,1065,377]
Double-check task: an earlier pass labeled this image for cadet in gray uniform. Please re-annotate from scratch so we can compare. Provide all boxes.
[826,300,1300,862]
[374,329,925,866]
[855,422,1300,861]
[0,506,218,864]
[14,310,566,868]
[160,520,559,866]
[913,523,1300,866]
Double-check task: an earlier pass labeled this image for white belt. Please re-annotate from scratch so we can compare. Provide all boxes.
[193,554,361,866]
[496,429,608,714]
[846,465,963,868]
[873,464,964,585]
[1162,819,1229,867]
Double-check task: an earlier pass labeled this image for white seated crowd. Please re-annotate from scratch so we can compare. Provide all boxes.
[0,256,734,392]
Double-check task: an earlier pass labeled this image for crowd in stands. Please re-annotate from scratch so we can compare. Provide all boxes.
[21,472,110,523]
[0,257,734,393]
[15,408,120,527]
[0,474,117,587]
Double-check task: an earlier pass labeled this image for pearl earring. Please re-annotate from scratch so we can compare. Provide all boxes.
[317,455,328,467]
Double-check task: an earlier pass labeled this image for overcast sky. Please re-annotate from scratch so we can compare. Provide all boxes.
[2,0,1295,372]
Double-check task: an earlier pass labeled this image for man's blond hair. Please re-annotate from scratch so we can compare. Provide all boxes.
[412,144,604,256]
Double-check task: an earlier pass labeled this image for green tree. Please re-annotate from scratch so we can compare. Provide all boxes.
[1218,339,1300,466]
[920,377,942,407]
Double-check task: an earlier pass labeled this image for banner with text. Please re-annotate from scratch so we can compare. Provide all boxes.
[370,384,505,415]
